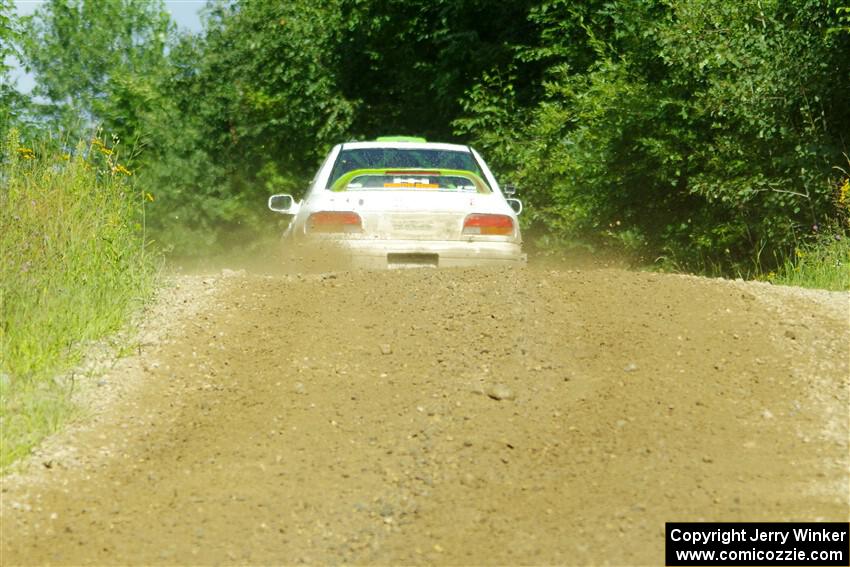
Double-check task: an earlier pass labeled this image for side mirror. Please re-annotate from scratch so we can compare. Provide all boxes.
[507,198,523,215]
[502,183,517,196]
[268,194,300,215]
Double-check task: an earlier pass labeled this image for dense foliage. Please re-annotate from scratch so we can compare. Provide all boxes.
[3,0,849,272]
[456,0,850,271]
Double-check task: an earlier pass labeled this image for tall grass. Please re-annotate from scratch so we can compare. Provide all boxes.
[0,130,156,469]
[768,234,850,291]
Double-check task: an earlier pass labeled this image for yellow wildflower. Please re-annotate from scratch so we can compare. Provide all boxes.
[111,163,133,176]
[145,192,155,202]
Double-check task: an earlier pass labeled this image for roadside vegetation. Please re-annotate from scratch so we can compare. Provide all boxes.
[3,0,847,278]
[768,165,850,291]
[0,131,155,468]
[0,0,847,466]
[770,233,850,291]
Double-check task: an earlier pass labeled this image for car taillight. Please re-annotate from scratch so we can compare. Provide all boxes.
[307,211,363,233]
[462,213,514,236]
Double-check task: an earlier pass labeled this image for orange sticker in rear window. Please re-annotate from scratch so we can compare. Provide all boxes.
[383,182,439,189]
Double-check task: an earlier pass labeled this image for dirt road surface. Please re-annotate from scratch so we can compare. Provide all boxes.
[2,265,848,565]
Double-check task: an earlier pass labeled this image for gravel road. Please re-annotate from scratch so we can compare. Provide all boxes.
[2,265,848,565]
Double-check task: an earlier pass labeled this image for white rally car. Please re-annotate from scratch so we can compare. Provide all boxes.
[268,137,525,269]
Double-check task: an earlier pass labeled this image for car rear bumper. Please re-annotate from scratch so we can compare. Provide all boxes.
[340,238,525,269]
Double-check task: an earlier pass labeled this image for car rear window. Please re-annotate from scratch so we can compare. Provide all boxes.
[336,171,488,193]
[328,148,487,188]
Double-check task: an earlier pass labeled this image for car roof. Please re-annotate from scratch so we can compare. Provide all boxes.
[340,141,472,152]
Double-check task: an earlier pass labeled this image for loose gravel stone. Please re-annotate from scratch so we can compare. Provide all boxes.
[485,383,515,401]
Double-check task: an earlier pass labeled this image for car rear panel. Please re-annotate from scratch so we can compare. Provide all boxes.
[371,212,460,241]
[312,191,517,242]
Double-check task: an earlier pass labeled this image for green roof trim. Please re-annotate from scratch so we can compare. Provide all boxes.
[374,136,428,143]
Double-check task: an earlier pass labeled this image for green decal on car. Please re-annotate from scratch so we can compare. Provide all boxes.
[330,168,490,194]
[374,136,428,143]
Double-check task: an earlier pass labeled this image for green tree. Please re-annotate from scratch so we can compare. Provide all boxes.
[0,0,28,141]
[457,0,850,272]
[196,0,356,185]
[335,0,542,141]
[134,0,360,252]
[20,0,173,141]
